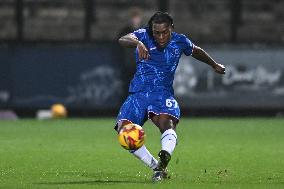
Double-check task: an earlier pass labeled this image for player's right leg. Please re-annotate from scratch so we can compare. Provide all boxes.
[116,120,158,169]
[114,93,158,170]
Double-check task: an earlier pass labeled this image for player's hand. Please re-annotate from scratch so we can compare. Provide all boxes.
[137,41,150,61]
[212,63,225,74]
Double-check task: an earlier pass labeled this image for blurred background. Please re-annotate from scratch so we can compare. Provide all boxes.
[0,0,284,118]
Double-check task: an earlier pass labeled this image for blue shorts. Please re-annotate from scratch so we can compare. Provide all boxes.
[115,90,180,130]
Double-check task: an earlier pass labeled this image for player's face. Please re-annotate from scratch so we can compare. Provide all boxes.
[152,23,172,48]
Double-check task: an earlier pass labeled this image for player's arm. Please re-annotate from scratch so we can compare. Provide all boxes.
[118,33,150,60]
[192,46,225,74]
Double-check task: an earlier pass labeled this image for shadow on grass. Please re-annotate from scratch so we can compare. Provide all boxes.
[35,179,151,185]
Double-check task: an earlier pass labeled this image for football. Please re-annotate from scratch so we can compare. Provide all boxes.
[51,103,67,118]
[118,123,145,150]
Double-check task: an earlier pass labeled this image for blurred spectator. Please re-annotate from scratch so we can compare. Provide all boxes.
[117,7,144,101]
[117,7,143,38]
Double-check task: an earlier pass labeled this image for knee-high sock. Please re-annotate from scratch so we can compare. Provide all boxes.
[131,145,158,169]
[161,129,177,155]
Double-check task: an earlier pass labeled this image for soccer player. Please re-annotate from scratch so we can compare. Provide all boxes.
[114,11,225,182]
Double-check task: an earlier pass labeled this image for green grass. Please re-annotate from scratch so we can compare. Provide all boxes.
[0,117,284,189]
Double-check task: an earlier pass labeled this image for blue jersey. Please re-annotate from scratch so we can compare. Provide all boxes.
[129,28,195,94]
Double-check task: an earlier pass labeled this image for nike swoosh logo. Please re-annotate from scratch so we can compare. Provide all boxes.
[150,47,157,51]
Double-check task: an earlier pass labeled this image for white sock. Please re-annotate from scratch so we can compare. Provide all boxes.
[131,145,158,169]
[161,129,177,155]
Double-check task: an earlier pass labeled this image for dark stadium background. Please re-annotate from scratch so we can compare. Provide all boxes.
[0,0,284,118]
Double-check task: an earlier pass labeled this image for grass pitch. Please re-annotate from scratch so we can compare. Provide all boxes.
[0,117,284,189]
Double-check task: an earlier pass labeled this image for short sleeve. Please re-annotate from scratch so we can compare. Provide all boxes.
[132,28,147,43]
[181,35,195,56]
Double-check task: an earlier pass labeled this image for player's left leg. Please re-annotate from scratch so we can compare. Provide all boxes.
[152,114,177,182]
[148,91,180,182]
[150,114,178,182]
[151,113,178,154]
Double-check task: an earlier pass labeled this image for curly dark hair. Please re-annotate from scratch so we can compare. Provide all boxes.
[147,11,174,36]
